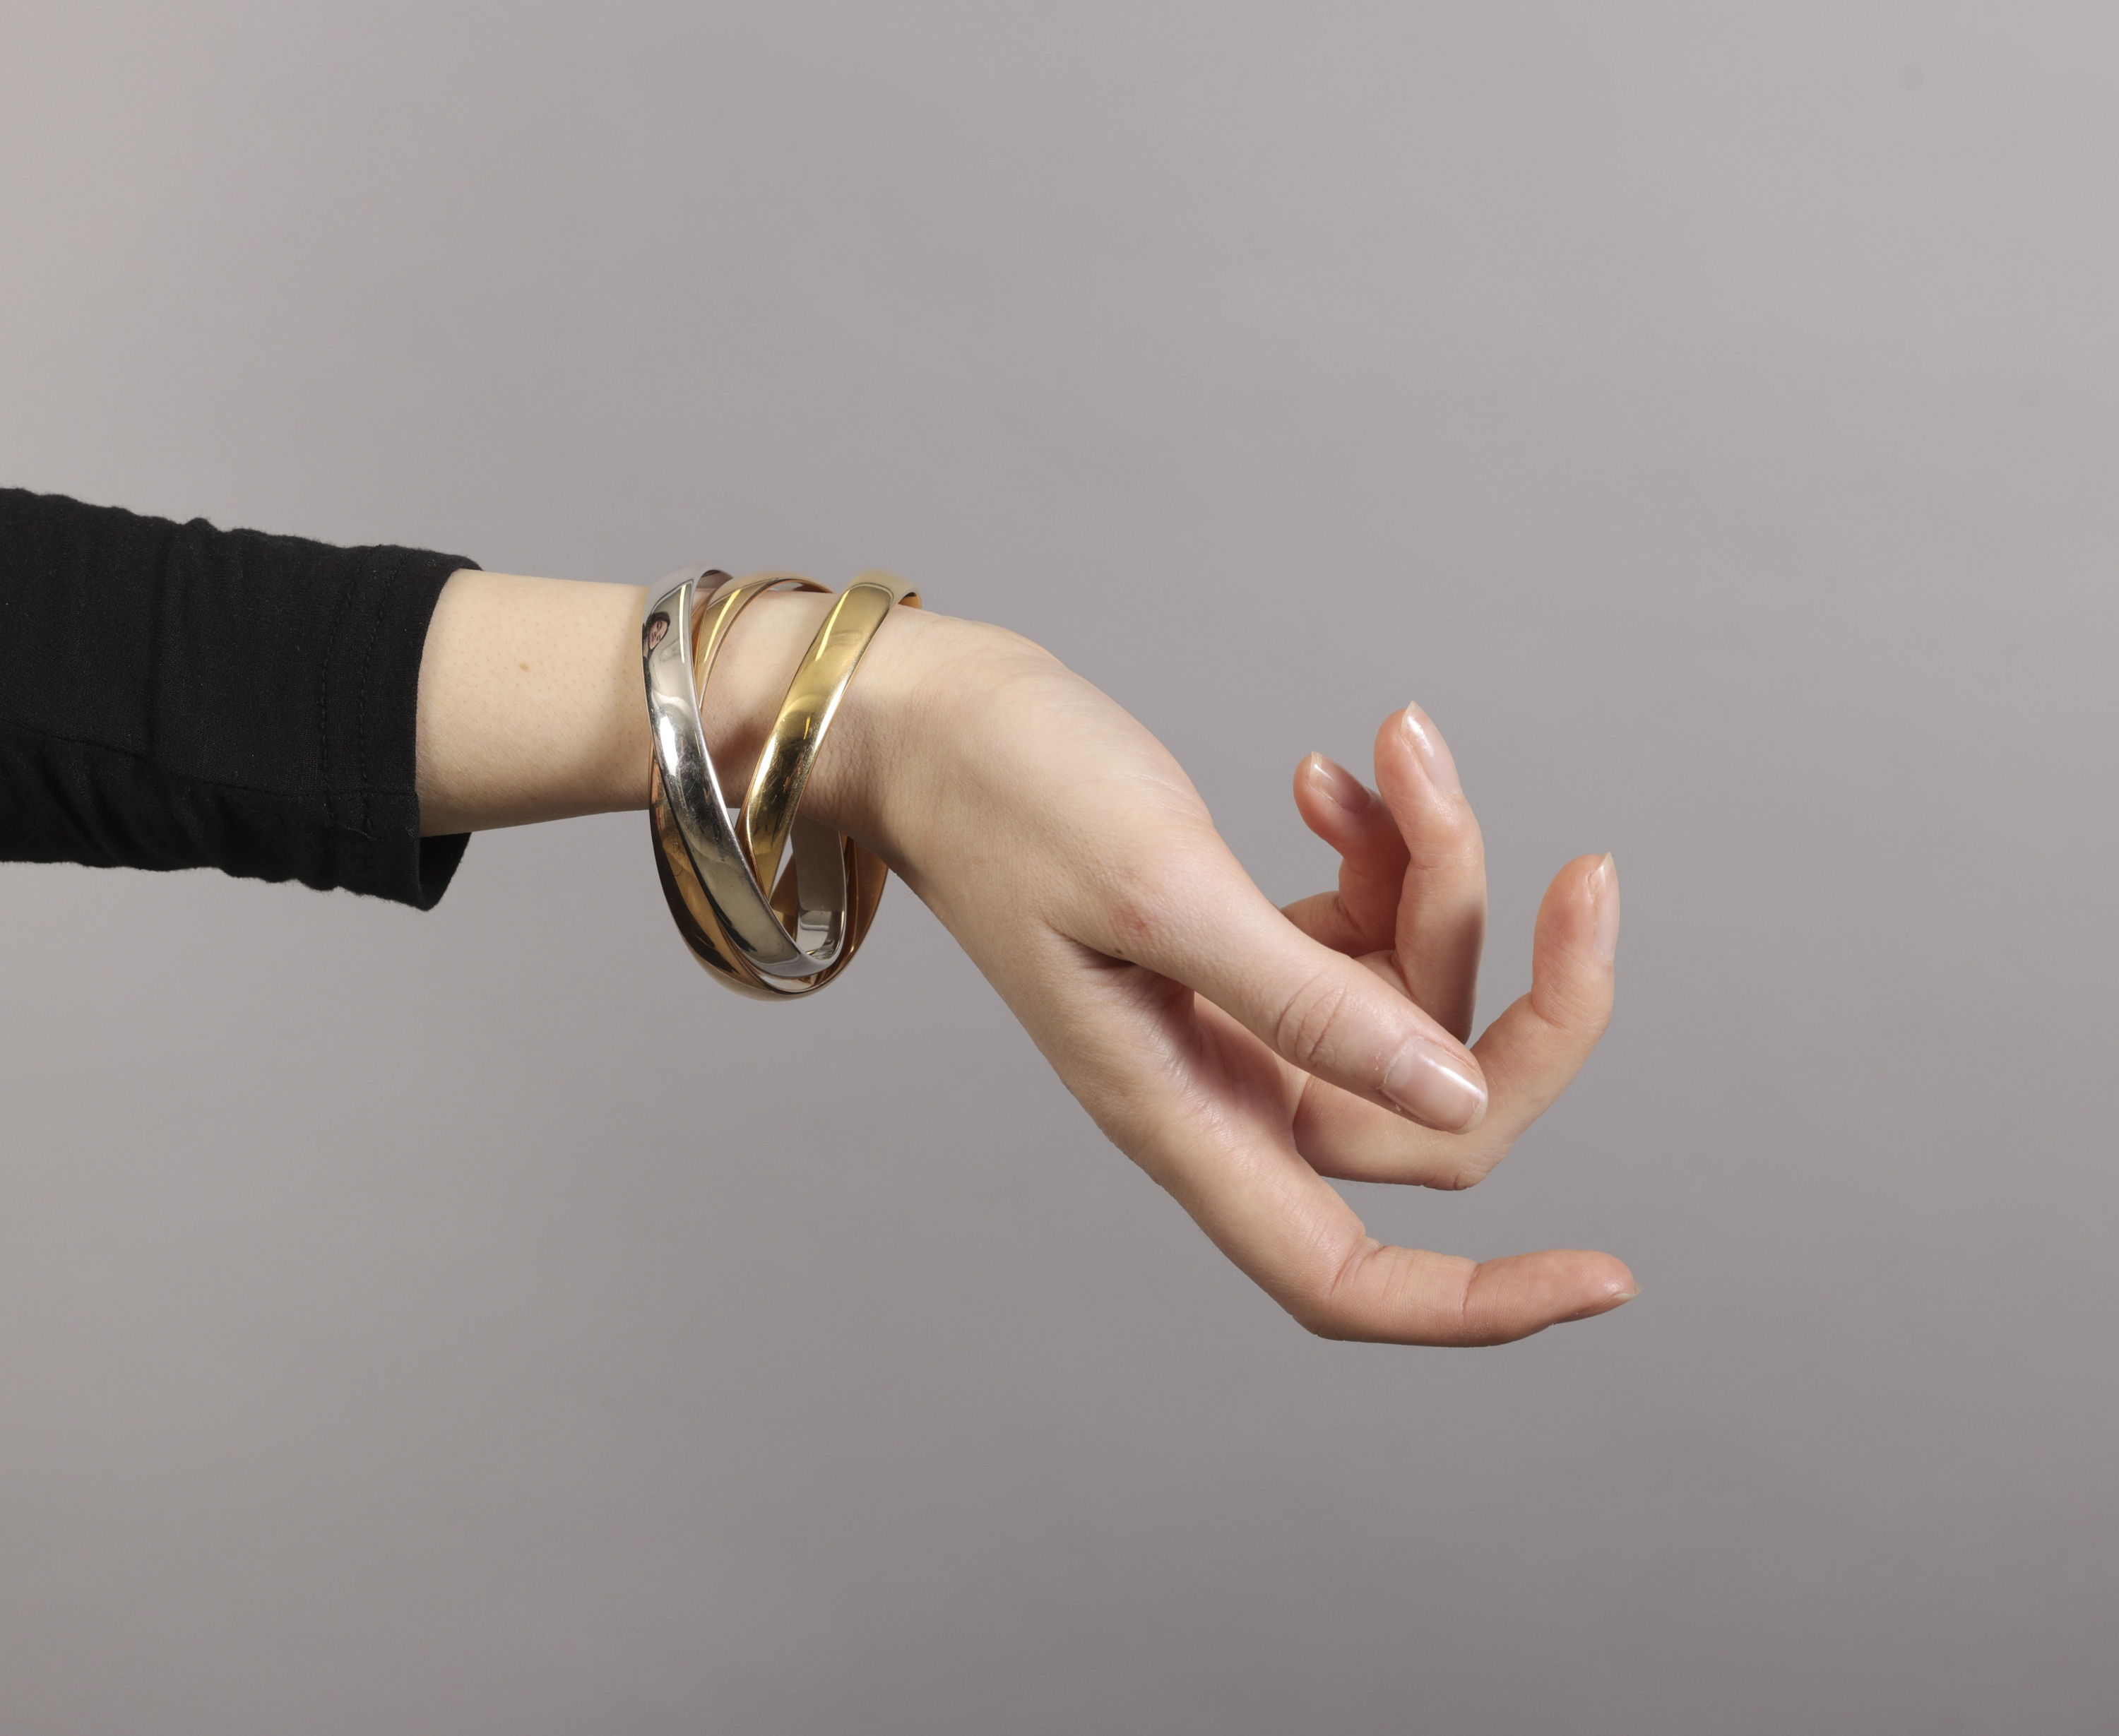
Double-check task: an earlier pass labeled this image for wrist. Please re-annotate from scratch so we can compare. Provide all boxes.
[417,570,654,835]
[794,605,1055,891]
[414,566,938,856]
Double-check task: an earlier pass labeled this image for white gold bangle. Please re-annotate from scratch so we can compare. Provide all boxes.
[642,566,918,998]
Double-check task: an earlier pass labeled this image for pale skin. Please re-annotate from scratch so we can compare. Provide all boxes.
[418,570,1635,1345]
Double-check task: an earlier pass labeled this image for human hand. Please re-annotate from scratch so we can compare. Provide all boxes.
[826,610,1635,1347]
[414,572,1634,1344]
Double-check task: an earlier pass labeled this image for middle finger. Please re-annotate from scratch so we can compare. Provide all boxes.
[1374,702,1488,1041]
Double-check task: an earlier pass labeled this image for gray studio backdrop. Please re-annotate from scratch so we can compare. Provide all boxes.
[3,5,2113,1732]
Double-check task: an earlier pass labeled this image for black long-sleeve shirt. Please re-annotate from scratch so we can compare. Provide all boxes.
[0,487,474,908]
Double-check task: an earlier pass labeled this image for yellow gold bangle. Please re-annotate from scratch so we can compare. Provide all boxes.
[641,567,918,999]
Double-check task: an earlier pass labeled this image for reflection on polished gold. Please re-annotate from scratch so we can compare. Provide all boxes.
[744,573,919,893]
[644,568,918,999]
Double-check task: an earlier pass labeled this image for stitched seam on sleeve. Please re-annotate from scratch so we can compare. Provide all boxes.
[353,563,384,839]
[316,566,361,831]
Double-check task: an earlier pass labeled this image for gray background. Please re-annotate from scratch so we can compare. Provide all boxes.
[1,4,2113,1731]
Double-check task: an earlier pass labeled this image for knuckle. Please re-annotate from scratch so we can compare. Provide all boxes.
[1429,812,1486,862]
[1433,1127,1513,1191]
[1290,1237,1378,1341]
[1290,1295,1356,1341]
[1407,807,1483,865]
[1427,1145,1504,1192]
[1533,979,1613,1044]
[1270,968,1355,1070]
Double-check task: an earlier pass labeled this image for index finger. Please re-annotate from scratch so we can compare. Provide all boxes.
[1067,830,1490,1134]
[1043,960,1638,1345]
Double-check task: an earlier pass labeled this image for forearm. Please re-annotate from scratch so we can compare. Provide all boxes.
[412,569,891,838]
[1,487,471,905]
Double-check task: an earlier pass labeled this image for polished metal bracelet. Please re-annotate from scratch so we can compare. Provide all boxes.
[642,567,918,998]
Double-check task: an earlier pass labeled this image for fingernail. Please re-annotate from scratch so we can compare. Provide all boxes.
[1303,752,1371,814]
[1380,1038,1488,1132]
[1591,853,1621,962]
[1567,1285,1639,1322]
[1402,703,1463,797]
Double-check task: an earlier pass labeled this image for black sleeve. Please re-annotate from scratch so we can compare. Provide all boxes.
[0,487,475,909]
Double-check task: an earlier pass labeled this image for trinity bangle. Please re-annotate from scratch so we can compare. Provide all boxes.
[642,567,919,998]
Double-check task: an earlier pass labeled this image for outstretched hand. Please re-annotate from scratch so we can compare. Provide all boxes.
[838,612,1634,1346]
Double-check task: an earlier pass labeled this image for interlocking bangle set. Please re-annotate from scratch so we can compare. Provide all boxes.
[641,568,919,999]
